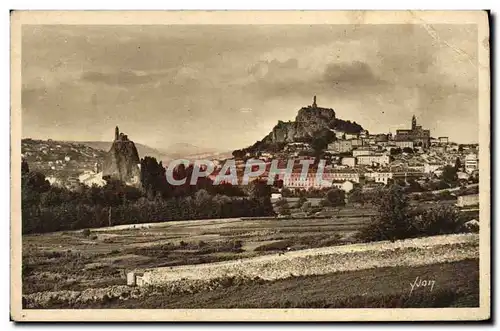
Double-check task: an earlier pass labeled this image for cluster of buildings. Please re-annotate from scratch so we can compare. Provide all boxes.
[230,115,480,193]
[325,116,433,167]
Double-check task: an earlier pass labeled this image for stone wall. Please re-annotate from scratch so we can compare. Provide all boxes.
[135,233,478,287]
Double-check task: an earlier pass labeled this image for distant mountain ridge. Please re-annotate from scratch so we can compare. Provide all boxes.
[160,142,227,160]
[74,141,230,162]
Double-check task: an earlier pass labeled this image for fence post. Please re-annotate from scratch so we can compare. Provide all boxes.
[108,206,112,227]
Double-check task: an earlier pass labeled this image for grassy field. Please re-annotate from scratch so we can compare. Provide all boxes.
[22,204,479,309]
[23,206,373,295]
[42,259,479,309]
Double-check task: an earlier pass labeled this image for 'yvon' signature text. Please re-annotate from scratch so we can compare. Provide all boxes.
[409,277,435,296]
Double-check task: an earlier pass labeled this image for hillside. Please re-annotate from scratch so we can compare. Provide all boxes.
[235,99,364,156]
[162,142,224,158]
[21,138,232,185]
[21,138,107,182]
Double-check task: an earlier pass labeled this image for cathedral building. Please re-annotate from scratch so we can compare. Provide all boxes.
[395,115,431,148]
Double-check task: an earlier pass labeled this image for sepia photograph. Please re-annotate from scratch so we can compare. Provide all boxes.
[10,10,490,321]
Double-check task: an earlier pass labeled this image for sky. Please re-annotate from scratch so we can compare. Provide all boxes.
[21,24,479,151]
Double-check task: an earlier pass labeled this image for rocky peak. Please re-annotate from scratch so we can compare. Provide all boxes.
[102,126,141,185]
[238,97,364,155]
[264,97,341,144]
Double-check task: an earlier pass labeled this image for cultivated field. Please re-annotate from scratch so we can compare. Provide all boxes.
[22,205,479,309]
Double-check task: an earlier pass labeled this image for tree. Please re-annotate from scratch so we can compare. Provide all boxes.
[310,128,335,152]
[411,205,463,236]
[140,156,170,199]
[402,147,414,154]
[23,171,51,193]
[405,179,423,193]
[390,147,402,156]
[21,159,30,175]
[275,197,288,207]
[441,165,458,185]
[321,188,345,207]
[248,179,274,216]
[195,189,212,205]
[40,188,65,207]
[436,190,454,201]
[277,200,291,216]
[347,186,365,205]
[280,187,293,198]
[232,149,246,159]
[454,157,462,171]
[357,185,412,242]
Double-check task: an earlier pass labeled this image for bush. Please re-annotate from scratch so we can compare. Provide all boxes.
[347,186,365,205]
[81,229,91,237]
[358,185,467,243]
[275,198,288,207]
[325,188,345,207]
[319,199,330,207]
[413,192,434,201]
[435,190,455,201]
[441,165,458,185]
[411,206,464,236]
[275,198,291,216]
[278,205,292,216]
[254,240,291,252]
[462,220,479,233]
[294,196,307,209]
[301,201,312,213]
[356,185,412,242]
[197,240,243,254]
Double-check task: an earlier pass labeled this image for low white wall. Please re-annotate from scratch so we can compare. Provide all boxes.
[137,233,478,287]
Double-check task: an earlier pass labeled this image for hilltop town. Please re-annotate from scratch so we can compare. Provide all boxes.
[22,97,480,205]
[217,97,480,204]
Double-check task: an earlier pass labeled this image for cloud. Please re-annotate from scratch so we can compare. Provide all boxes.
[322,61,380,85]
[81,70,155,86]
[21,24,480,147]
[244,57,387,100]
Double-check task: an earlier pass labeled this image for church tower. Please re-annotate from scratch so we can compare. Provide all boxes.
[411,115,417,131]
[312,95,317,108]
[115,126,119,141]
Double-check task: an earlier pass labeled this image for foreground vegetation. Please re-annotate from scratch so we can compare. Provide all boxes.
[356,185,475,242]
[22,214,368,295]
[32,259,479,309]
[22,158,274,234]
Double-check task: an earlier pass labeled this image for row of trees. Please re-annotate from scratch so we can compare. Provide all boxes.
[22,159,274,234]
